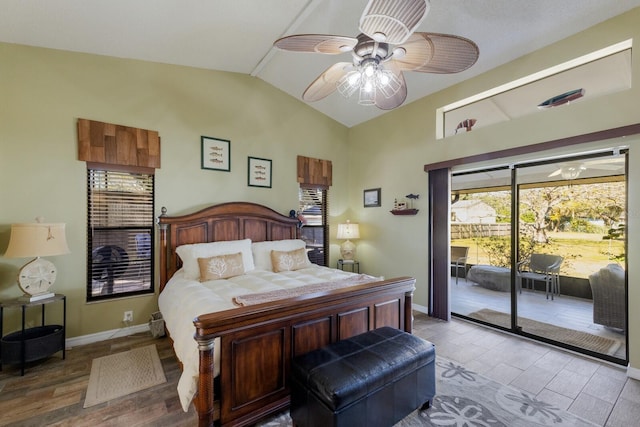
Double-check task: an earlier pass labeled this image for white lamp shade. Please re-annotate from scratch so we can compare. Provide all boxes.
[337,221,359,261]
[336,222,360,240]
[4,223,70,258]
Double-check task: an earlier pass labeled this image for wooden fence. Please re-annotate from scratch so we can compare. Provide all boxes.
[451,223,511,239]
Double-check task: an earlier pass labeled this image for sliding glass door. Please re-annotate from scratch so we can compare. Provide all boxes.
[451,151,627,363]
[450,167,514,327]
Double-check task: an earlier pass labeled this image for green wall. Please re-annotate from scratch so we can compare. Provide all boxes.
[0,42,350,338]
[347,8,640,371]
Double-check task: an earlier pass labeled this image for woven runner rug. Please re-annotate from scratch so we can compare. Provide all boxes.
[83,344,166,408]
[256,356,597,426]
[468,308,620,355]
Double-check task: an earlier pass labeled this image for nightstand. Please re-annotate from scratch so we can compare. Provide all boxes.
[0,294,66,376]
[337,259,360,273]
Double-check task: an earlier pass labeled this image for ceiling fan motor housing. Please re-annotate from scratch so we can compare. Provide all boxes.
[353,34,391,65]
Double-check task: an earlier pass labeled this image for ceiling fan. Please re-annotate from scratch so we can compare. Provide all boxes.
[548,157,625,179]
[273,0,479,110]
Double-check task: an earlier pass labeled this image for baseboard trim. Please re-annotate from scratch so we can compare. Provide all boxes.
[627,365,640,380]
[413,304,429,314]
[65,323,150,349]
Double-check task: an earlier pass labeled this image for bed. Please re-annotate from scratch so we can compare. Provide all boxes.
[157,201,416,427]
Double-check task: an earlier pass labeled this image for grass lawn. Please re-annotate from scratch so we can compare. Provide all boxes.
[452,231,624,278]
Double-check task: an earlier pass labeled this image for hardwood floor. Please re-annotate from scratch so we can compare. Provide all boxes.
[0,331,197,427]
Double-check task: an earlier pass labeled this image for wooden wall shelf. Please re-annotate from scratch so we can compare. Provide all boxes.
[390,209,419,216]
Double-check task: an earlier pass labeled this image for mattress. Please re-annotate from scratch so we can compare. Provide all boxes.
[158,265,367,411]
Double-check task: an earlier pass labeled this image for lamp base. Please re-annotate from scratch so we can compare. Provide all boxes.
[340,240,356,261]
[19,292,56,303]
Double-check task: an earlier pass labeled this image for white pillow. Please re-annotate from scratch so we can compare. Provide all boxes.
[251,239,310,271]
[176,239,254,280]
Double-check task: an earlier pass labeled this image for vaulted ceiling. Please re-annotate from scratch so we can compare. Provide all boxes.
[1,0,639,127]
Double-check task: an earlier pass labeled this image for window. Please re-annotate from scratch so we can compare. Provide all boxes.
[87,168,154,301]
[437,40,632,138]
[299,186,328,266]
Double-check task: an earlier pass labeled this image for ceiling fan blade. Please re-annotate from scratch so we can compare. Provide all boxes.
[303,62,352,102]
[274,34,357,54]
[548,169,563,177]
[375,62,407,110]
[394,32,479,74]
[359,0,429,44]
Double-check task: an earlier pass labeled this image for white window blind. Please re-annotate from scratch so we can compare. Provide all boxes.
[299,186,328,266]
[87,169,154,301]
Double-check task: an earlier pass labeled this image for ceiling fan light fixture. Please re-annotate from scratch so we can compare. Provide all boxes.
[361,57,378,77]
[337,59,401,105]
[560,165,586,180]
[359,84,376,105]
[337,71,361,97]
[376,68,401,97]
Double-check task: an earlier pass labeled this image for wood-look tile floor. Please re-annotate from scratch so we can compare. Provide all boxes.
[1,314,638,426]
[0,332,198,427]
[414,313,640,427]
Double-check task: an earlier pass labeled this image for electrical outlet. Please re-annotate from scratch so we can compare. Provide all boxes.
[123,311,133,323]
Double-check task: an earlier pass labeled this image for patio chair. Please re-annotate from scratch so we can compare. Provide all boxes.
[588,264,626,330]
[517,253,563,300]
[451,246,469,284]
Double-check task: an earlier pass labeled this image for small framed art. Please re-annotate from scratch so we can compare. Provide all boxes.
[201,136,230,171]
[364,188,381,207]
[248,157,272,188]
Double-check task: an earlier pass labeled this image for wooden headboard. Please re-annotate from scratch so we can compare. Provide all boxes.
[157,202,299,292]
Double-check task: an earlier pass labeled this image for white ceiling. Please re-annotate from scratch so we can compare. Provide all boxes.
[2,0,639,127]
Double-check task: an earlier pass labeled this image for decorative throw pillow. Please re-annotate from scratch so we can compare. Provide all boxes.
[251,239,308,270]
[270,247,309,272]
[198,252,245,281]
[176,239,254,280]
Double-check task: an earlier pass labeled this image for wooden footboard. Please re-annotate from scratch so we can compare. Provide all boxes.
[193,276,415,427]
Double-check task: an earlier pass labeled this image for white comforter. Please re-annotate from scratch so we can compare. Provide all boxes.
[158,265,362,411]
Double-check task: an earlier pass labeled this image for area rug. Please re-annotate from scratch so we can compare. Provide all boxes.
[83,344,166,408]
[256,357,597,426]
[468,308,620,355]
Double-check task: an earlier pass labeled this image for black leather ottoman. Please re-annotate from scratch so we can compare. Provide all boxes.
[290,327,436,427]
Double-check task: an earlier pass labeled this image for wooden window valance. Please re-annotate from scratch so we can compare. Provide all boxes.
[297,155,332,188]
[78,118,161,169]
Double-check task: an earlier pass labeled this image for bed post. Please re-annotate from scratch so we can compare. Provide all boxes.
[404,291,414,333]
[196,337,216,427]
[158,207,168,291]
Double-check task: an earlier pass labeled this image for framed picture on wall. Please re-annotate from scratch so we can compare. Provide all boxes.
[201,136,230,171]
[248,157,272,188]
[364,188,381,207]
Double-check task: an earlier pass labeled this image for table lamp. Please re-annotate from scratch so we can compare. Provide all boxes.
[336,220,360,261]
[4,218,70,302]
